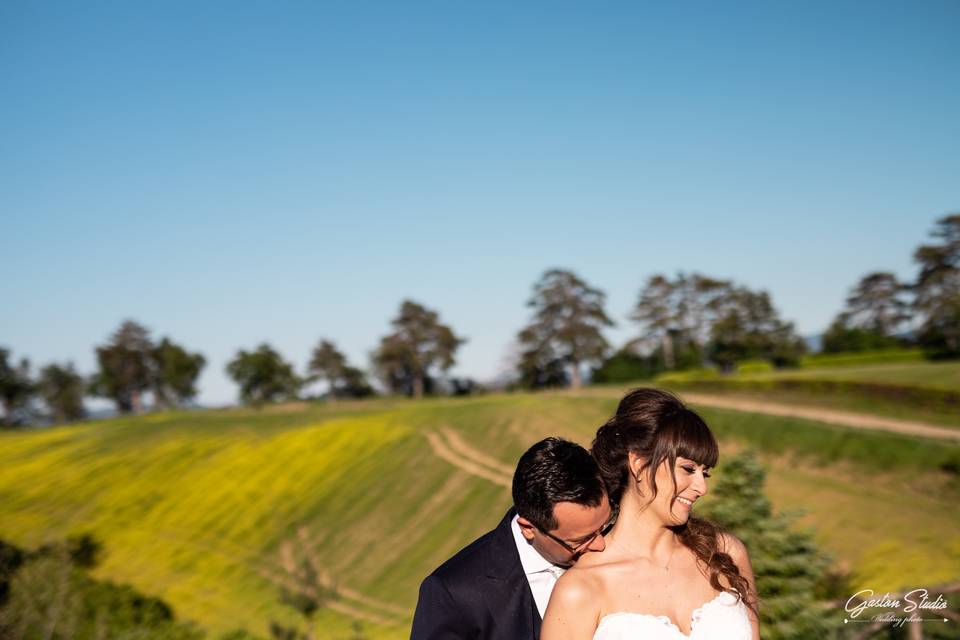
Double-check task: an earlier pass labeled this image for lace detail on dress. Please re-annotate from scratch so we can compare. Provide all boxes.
[593,591,751,640]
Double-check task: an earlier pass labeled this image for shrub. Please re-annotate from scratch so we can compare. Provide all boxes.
[699,453,843,640]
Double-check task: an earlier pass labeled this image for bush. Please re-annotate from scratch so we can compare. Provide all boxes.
[591,349,659,383]
[0,538,204,640]
[821,322,904,354]
[735,360,774,374]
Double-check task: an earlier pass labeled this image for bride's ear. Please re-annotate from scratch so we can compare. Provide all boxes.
[627,451,647,484]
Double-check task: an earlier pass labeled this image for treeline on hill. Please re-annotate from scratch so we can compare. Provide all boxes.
[1,215,958,424]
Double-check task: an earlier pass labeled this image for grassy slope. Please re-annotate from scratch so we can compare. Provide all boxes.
[738,360,960,391]
[1,393,958,638]
[655,359,960,428]
[687,386,960,429]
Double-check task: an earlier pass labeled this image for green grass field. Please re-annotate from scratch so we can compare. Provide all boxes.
[738,360,960,390]
[654,358,960,428]
[1,392,958,639]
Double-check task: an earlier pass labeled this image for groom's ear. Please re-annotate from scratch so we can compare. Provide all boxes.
[516,516,537,542]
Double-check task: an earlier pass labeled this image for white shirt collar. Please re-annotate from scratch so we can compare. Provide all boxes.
[511,514,565,576]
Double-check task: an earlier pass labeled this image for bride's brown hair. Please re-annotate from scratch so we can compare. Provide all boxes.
[591,388,757,614]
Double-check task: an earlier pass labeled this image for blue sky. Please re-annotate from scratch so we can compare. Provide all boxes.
[3,1,958,405]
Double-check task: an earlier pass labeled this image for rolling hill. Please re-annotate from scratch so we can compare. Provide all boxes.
[1,391,958,638]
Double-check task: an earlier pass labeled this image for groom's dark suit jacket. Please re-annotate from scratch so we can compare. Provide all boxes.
[410,509,541,640]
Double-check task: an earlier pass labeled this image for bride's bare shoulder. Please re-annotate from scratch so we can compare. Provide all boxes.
[550,551,623,609]
[542,567,606,640]
[555,562,603,596]
[717,532,757,595]
[718,532,750,562]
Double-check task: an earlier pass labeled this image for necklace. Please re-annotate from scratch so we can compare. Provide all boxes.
[662,537,678,572]
[612,532,679,572]
[658,535,678,572]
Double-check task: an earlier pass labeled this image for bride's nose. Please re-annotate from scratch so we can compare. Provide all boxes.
[692,471,708,496]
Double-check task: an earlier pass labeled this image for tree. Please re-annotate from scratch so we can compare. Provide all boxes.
[675,273,731,349]
[821,272,911,354]
[697,453,843,640]
[631,273,730,370]
[0,348,34,427]
[590,347,658,384]
[226,344,301,405]
[90,320,154,414]
[306,340,372,399]
[842,272,911,336]
[913,213,960,358]
[151,338,206,408]
[516,269,614,388]
[371,300,465,398]
[308,340,373,400]
[91,322,204,413]
[338,365,374,399]
[707,287,805,371]
[515,348,569,390]
[820,316,901,353]
[37,363,86,424]
[308,340,346,395]
[631,274,678,368]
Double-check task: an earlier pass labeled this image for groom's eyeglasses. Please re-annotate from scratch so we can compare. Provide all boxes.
[539,515,616,555]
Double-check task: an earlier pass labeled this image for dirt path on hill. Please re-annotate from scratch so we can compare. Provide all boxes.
[325,600,401,626]
[137,526,407,627]
[680,393,960,442]
[424,393,960,492]
[425,429,512,488]
[437,427,515,476]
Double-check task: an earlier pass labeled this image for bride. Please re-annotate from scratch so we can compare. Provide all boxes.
[541,388,759,640]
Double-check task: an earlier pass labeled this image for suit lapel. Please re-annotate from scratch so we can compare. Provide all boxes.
[482,509,540,639]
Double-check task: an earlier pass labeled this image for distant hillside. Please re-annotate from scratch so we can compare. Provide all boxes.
[1,392,958,638]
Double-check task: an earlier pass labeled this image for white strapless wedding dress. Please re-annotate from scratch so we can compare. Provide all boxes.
[593,591,751,640]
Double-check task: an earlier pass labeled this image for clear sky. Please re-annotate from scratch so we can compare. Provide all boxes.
[3,1,958,406]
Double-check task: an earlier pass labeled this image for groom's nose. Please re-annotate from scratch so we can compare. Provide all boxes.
[585,533,606,553]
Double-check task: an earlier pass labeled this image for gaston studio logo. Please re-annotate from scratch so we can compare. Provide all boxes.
[844,588,951,629]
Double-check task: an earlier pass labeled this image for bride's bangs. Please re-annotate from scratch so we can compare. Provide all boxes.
[671,409,719,469]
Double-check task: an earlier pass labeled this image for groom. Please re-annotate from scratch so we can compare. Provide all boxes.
[411,437,612,640]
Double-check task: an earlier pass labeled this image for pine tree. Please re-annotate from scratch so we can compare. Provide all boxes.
[517,269,613,388]
[913,213,960,358]
[371,300,464,398]
[698,452,843,640]
[37,363,86,424]
[0,348,34,427]
[91,320,154,414]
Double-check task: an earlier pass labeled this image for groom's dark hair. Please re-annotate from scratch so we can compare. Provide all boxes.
[512,437,606,532]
